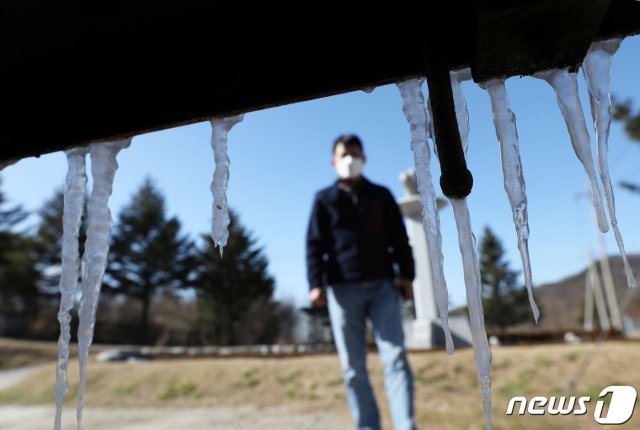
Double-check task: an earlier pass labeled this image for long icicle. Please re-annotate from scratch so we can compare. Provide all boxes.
[450,198,493,429]
[210,115,244,257]
[582,39,637,289]
[54,148,88,430]
[397,78,454,354]
[484,79,541,322]
[76,139,130,429]
[534,68,609,233]
[450,69,493,430]
[450,69,472,155]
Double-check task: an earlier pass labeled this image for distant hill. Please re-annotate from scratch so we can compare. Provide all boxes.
[522,254,640,331]
[451,255,640,333]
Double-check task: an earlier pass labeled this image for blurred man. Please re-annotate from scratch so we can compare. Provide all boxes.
[306,134,416,430]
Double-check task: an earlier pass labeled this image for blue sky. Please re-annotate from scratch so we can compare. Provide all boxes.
[2,36,639,308]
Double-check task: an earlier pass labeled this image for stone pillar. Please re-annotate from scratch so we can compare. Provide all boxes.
[397,169,443,348]
[397,168,473,349]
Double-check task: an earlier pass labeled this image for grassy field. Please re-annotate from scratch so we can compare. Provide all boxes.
[1,339,639,429]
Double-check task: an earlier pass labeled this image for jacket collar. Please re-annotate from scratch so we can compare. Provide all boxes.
[334,175,370,191]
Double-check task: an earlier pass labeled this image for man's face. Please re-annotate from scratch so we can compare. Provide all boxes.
[332,143,366,179]
[332,143,365,168]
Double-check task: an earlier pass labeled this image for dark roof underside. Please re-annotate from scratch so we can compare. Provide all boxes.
[0,0,638,163]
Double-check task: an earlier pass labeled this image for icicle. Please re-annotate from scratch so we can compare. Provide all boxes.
[450,68,472,155]
[54,148,88,430]
[397,78,454,355]
[582,39,636,289]
[426,98,436,155]
[534,68,609,233]
[76,139,130,429]
[210,114,244,256]
[450,198,493,429]
[448,70,493,429]
[484,79,540,322]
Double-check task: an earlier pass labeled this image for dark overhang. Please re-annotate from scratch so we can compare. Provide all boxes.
[1,1,638,165]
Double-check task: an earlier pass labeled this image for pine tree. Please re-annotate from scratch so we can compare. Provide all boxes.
[0,177,28,232]
[193,209,280,345]
[105,177,194,343]
[479,226,531,330]
[613,99,640,195]
[0,176,39,323]
[613,99,640,142]
[33,188,87,299]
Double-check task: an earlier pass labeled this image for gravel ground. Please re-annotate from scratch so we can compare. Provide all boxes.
[0,405,353,430]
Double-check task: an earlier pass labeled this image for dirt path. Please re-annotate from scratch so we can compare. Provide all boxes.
[0,364,50,391]
[0,405,353,430]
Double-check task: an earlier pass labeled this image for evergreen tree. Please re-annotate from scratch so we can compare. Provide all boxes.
[193,210,280,345]
[613,99,640,143]
[0,176,39,323]
[105,178,194,343]
[33,188,87,299]
[479,227,531,329]
[0,178,28,233]
[613,99,640,195]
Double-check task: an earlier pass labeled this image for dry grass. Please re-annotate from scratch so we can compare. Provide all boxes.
[0,338,110,370]
[1,340,639,429]
[0,338,76,370]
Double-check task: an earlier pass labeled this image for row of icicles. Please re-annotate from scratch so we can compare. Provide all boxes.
[48,113,245,429]
[41,38,633,430]
[398,38,636,430]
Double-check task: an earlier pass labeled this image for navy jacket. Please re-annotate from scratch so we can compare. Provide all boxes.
[306,177,415,290]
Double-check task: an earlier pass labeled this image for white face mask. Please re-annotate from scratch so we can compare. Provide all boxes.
[335,155,363,179]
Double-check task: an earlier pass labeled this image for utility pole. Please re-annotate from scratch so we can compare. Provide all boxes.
[595,228,623,331]
[584,260,594,332]
[589,200,623,331]
[587,250,611,331]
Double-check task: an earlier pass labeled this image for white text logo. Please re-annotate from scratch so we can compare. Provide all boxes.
[506,385,637,425]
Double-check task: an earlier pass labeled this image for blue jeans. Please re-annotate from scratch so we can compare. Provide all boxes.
[327,279,415,430]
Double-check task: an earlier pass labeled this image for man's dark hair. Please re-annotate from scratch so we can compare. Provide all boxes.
[332,134,364,154]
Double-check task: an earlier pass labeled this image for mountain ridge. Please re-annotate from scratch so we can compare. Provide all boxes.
[450,254,640,332]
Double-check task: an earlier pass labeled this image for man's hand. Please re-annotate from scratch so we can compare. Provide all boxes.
[395,279,414,301]
[310,287,327,307]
